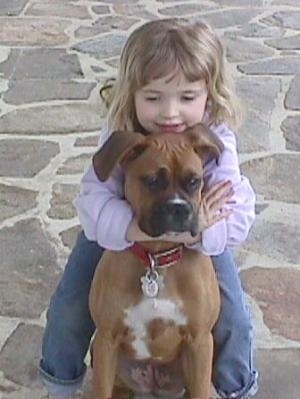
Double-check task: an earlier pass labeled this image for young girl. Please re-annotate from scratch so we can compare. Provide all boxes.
[40,18,258,399]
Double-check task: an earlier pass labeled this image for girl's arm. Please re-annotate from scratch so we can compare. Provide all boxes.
[74,164,135,250]
[186,123,256,255]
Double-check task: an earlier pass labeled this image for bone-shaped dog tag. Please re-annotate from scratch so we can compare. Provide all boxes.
[141,270,159,298]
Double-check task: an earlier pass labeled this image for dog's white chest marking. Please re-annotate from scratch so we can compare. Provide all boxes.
[124,298,187,359]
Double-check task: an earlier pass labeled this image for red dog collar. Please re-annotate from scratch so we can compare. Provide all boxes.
[130,243,183,269]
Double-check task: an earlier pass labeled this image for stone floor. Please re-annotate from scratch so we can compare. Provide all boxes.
[0,0,300,398]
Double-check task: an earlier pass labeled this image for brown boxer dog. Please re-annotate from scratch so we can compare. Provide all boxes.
[90,123,223,399]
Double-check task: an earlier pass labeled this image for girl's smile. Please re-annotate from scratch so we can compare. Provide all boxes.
[134,72,208,134]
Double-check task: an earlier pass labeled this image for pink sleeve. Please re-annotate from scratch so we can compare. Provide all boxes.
[73,165,134,250]
[187,124,256,255]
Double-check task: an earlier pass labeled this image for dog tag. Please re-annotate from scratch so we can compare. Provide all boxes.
[140,270,159,298]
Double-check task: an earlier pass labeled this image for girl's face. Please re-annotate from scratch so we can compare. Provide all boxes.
[134,71,208,134]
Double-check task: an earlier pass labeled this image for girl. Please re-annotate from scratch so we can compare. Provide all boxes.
[40,18,258,399]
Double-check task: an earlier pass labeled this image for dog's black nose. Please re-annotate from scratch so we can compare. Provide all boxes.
[164,200,192,221]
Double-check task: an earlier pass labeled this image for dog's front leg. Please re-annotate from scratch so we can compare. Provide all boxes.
[92,331,118,399]
[183,332,214,399]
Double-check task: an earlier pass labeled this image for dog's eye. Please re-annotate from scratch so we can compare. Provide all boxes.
[141,173,168,191]
[185,176,202,192]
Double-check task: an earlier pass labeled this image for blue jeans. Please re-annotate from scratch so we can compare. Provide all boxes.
[39,232,258,398]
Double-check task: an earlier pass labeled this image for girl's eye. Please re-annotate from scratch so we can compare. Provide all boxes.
[182,96,195,101]
[145,97,159,102]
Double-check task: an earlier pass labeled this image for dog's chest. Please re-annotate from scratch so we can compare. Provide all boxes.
[124,296,187,360]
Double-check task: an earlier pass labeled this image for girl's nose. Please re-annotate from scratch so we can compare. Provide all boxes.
[160,100,179,119]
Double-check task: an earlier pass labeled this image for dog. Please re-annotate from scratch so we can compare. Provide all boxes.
[89,123,223,399]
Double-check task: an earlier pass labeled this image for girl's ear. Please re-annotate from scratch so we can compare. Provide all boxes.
[93,131,147,181]
[186,123,224,163]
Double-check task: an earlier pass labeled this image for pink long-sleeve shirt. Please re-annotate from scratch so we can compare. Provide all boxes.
[74,122,255,255]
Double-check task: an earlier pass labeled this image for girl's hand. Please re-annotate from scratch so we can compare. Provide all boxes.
[198,180,234,232]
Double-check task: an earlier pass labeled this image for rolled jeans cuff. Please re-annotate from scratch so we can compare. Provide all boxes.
[39,359,86,397]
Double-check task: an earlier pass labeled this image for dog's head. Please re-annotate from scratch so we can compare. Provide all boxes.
[93,123,224,237]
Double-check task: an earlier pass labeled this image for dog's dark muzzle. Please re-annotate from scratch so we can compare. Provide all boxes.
[142,198,199,237]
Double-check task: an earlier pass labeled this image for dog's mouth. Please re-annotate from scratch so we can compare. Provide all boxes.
[139,199,199,238]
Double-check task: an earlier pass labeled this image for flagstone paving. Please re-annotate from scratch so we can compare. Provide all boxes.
[0,1,299,398]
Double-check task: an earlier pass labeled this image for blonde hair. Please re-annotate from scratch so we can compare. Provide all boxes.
[100,18,241,131]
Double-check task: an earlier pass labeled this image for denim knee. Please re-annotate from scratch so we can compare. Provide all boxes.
[40,231,104,394]
[211,250,258,398]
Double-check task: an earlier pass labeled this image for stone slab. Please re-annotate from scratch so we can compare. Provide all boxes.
[0,218,60,318]
[57,153,92,175]
[0,49,83,80]
[241,154,300,203]
[242,267,300,341]
[284,75,300,111]
[0,323,44,387]
[261,10,300,30]
[0,0,28,16]
[0,183,38,222]
[238,56,300,75]
[47,183,79,219]
[25,2,91,19]
[0,104,103,135]
[0,139,59,177]
[255,348,300,399]
[281,115,300,150]
[72,34,127,60]
[3,80,96,105]
[0,18,70,46]
[75,15,138,38]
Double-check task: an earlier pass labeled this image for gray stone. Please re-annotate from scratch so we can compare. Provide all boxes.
[281,115,300,151]
[272,0,300,4]
[158,3,216,16]
[193,9,260,29]
[228,22,285,38]
[236,76,281,152]
[57,153,92,175]
[25,2,91,19]
[214,0,263,5]
[91,5,110,14]
[284,75,300,111]
[261,11,300,30]
[112,3,157,18]
[242,267,300,341]
[75,135,99,147]
[0,139,59,177]
[94,0,138,3]
[91,65,106,74]
[238,56,300,75]
[241,154,300,203]
[3,80,96,105]
[245,220,300,264]
[72,34,127,60]
[0,323,44,387]
[0,104,103,135]
[255,348,300,399]
[75,15,138,38]
[60,225,81,250]
[0,0,28,16]
[0,183,37,222]
[0,18,70,46]
[266,34,300,50]
[47,183,78,219]
[0,218,60,318]
[0,48,83,80]
[224,36,274,63]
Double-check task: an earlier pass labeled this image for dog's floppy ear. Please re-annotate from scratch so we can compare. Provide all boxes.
[93,130,147,181]
[186,123,224,163]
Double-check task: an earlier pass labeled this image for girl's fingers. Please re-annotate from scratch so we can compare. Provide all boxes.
[203,181,233,205]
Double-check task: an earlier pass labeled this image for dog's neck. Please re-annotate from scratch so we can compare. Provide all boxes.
[137,240,183,254]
